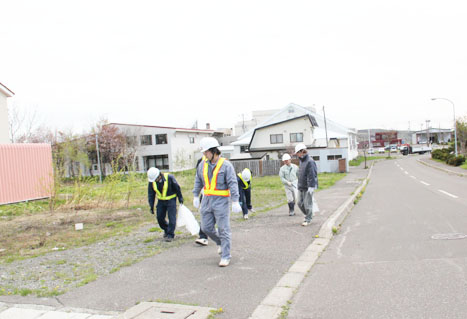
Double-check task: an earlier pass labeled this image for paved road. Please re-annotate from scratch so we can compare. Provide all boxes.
[288,155,467,318]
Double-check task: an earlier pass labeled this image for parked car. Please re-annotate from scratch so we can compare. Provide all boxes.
[368,148,375,154]
[378,147,385,153]
[390,146,397,153]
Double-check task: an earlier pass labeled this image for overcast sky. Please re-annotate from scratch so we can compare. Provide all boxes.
[1,0,466,135]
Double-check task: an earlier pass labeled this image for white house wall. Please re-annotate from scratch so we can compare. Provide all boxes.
[250,117,314,150]
[0,93,10,144]
[308,148,349,173]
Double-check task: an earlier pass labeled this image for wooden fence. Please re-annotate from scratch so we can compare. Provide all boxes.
[231,159,283,177]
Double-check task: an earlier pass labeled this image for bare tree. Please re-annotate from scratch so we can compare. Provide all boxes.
[8,103,42,143]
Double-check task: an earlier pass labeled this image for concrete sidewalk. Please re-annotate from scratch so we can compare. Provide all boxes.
[0,164,371,319]
[417,155,467,177]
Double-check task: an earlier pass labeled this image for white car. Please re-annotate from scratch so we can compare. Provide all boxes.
[390,146,397,153]
[378,147,385,153]
[368,148,375,154]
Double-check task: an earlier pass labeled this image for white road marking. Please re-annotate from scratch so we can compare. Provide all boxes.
[438,189,458,198]
[420,181,430,186]
[410,176,416,179]
[404,171,409,175]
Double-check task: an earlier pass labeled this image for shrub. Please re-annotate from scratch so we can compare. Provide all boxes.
[447,155,466,166]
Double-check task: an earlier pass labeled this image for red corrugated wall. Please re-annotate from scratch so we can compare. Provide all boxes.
[0,144,54,205]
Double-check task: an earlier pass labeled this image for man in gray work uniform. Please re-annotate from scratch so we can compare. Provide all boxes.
[295,143,318,226]
[193,137,242,267]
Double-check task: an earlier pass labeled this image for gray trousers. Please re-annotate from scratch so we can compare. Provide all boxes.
[298,190,313,222]
[200,197,231,260]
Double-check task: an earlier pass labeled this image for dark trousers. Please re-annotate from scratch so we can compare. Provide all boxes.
[244,188,252,209]
[239,187,248,216]
[156,199,177,238]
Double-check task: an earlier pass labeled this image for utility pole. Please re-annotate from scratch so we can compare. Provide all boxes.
[426,120,430,146]
[323,106,329,147]
[95,134,102,183]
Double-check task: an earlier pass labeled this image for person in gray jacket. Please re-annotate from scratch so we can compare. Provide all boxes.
[193,137,242,267]
[295,143,318,226]
[279,153,299,216]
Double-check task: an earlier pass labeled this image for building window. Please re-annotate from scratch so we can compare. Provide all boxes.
[156,134,168,144]
[145,154,169,170]
[312,156,320,161]
[141,135,152,145]
[327,155,342,160]
[270,134,283,144]
[240,146,249,153]
[290,133,303,143]
[189,137,195,144]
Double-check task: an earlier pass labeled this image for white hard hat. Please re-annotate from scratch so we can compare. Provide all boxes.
[147,167,160,182]
[200,137,220,152]
[241,168,251,182]
[282,153,291,161]
[294,143,307,154]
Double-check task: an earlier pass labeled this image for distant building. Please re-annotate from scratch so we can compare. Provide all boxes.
[231,103,358,173]
[110,123,216,172]
[412,128,453,144]
[0,82,14,144]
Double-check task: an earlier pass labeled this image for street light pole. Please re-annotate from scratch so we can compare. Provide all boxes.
[431,98,458,156]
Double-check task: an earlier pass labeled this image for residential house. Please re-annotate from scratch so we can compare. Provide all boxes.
[231,103,358,173]
[412,128,453,145]
[110,123,216,172]
[0,82,14,144]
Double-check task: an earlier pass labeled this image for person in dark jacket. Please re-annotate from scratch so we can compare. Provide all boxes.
[147,167,183,242]
[295,143,318,226]
[236,171,249,219]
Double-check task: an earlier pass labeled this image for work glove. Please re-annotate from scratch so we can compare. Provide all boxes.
[307,187,314,196]
[179,199,184,205]
[287,181,292,186]
[232,201,242,213]
[193,196,200,208]
[150,208,154,215]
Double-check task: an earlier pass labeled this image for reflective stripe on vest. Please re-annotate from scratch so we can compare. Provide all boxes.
[237,173,250,190]
[203,157,230,197]
[153,173,177,200]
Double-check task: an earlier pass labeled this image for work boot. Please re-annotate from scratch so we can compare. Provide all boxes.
[165,237,174,242]
[288,202,295,216]
[219,258,230,267]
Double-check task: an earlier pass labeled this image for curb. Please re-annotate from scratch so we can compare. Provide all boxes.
[249,163,375,319]
[417,159,467,177]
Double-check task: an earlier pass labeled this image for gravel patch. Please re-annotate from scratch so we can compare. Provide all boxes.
[0,224,192,296]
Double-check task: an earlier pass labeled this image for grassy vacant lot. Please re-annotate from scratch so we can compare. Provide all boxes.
[0,169,345,264]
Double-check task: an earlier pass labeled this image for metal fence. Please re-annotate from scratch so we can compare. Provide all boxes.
[231,159,282,177]
[0,144,53,205]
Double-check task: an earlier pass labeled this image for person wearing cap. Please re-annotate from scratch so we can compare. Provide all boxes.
[279,153,299,216]
[240,168,255,214]
[193,137,241,267]
[147,167,184,242]
[294,143,318,226]
[236,169,250,220]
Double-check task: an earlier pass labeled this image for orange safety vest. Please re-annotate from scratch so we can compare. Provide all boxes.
[203,157,230,197]
[152,173,176,200]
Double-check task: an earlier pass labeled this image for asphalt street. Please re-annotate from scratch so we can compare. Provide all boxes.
[288,154,467,319]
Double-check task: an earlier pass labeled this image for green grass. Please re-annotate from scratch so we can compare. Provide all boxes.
[349,155,391,166]
[460,162,467,170]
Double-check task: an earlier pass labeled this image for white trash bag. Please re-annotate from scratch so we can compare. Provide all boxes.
[177,204,200,235]
[312,196,320,214]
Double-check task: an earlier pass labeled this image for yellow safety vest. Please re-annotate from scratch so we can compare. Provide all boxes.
[203,157,230,197]
[152,173,176,200]
[237,173,250,190]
